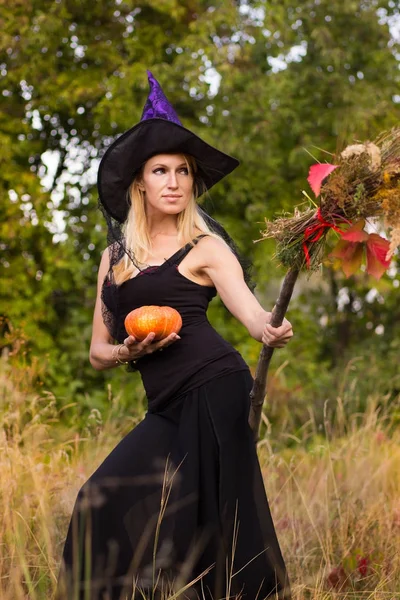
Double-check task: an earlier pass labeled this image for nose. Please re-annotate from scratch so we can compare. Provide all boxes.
[167,170,178,189]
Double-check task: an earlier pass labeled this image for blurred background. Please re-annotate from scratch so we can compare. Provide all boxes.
[1,1,399,598]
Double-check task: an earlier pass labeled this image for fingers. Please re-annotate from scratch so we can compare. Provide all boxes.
[123,332,181,359]
[153,332,181,351]
[263,320,294,348]
[123,334,143,347]
[139,333,156,346]
[265,322,292,336]
[123,332,155,350]
[264,340,287,348]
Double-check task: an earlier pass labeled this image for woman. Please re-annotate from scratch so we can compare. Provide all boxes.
[57,72,293,600]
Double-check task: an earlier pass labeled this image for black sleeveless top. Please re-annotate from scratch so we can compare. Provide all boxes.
[102,236,249,411]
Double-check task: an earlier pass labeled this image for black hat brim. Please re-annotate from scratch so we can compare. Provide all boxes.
[97,118,239,223]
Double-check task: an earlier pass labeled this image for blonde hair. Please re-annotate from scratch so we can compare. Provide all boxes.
[112,154,226,285]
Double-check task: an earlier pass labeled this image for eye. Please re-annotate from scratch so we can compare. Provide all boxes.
[153,167,165,174]
[179,167,189,175]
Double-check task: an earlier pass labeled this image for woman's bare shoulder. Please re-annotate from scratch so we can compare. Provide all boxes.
[194,235,235,263]
[183,236,240,283]
[195,234,227,251]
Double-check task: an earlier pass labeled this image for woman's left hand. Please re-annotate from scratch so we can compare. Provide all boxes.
[262,317,293,348]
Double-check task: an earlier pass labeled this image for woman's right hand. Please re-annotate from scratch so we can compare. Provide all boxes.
[119,332,181,362]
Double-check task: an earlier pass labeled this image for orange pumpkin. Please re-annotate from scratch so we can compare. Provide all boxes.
[124,305,182,341]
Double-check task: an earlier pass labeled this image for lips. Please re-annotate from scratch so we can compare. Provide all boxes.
[162,195,182,201]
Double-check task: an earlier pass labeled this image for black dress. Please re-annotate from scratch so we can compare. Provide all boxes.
[57,237,291,600]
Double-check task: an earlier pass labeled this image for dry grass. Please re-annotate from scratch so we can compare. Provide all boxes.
[1,359,400,600]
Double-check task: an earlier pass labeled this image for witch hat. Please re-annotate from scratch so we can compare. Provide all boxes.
[97,71,239,223]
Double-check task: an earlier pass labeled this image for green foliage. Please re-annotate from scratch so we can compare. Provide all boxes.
[0,0,399,418]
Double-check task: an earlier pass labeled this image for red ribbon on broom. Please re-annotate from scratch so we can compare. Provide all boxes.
[302,207,346,267]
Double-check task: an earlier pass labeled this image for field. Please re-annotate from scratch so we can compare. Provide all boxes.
[1,359,400,600]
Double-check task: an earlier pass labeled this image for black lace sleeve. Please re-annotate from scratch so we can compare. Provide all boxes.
[100,257,120,343]
[98,201,141,373]
[101,276,138,373]
[98,196,141,338]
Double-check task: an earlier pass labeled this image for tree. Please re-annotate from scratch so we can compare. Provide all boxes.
[1,0,399,417]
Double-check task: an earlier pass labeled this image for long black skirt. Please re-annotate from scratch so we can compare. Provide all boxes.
[57,370,291,600]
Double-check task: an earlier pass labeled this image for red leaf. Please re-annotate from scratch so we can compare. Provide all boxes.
[327,566,348,591]
[357,555,369,577]
[308,163,338,196]
[341,220,368,243]
[330,239,364,277]
[342,245,364,278]
[366,234,391,279]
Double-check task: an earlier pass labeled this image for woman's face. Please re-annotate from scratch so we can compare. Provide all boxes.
[139,153,194,217]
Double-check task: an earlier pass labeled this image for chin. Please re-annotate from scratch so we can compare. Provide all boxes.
[162,204,187,215]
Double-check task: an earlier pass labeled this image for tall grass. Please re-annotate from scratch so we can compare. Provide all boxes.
[1,357,399,599]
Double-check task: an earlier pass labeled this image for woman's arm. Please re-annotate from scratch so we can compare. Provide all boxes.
[89,249,180,370]
[197,237,293,346]
[89,248,120,370]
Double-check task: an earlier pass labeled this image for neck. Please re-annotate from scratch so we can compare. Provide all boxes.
[147,213,179,239]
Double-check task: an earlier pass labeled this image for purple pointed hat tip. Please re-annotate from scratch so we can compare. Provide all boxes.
[141,70,182,125]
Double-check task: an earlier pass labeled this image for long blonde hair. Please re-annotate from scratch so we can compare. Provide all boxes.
[112,154,226,285]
